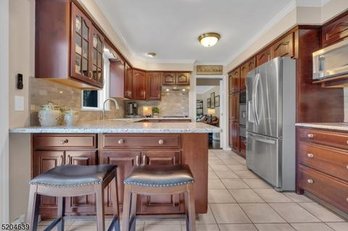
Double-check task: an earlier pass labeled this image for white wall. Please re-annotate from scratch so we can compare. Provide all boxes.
[8,0,34,221]
[0,0,10,223]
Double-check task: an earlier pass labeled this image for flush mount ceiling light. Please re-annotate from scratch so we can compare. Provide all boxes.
[198,32,221,47]
[146,52,156,58]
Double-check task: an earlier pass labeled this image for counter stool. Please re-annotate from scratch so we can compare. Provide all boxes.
[122,165,196,231]
[26,164,120,231]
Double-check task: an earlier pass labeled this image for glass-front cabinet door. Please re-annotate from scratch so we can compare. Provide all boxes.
[71,3,103,88]
[91,28,104,87]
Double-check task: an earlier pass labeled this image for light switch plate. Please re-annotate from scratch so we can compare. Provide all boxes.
[14,95,25,111]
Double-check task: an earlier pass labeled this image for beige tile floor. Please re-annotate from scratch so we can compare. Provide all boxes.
[38,149,348,231]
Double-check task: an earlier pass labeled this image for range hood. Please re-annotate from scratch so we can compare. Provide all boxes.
[161,85,190,92]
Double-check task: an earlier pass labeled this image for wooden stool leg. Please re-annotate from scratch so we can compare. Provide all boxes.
[57,197,65,231]
[122,185,132,231]
[26,184,40,231]
[186,184,196,231]
[129,192,137,231]
[96,186,105,231]
[111,177,120,231]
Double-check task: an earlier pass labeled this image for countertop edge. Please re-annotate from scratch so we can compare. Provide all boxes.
[295,123,348,132]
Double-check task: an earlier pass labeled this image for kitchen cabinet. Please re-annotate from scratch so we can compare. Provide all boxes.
[229,68,240,93]
[109,59,125,98]
[36,1,104,88]
[146,72,162,100]
[256,47,271,67]
[271,33,294,58]
[162,72,190,85]
[132,70,147,100]
[32,134,98,218]
[230,93,239,122]
[322,12,348,48]
[296,127,348,213]
[124,64,133,99]
[240,58,255,91]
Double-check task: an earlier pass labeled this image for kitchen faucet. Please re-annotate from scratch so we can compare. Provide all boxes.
[102,98,120,120]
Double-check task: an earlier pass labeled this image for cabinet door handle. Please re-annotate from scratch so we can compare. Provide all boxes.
[307,133,314,138]
[118,139,125,144]
[346,197,348,202]
[141,154,147,166]
[67,155,71,164]
[158,139,164,145]
[60,139,69,144]
[307,179,314,184]
[346,165,348,170]
[135,155,140,166]
[307,153,314,158]
[60,155,64,165]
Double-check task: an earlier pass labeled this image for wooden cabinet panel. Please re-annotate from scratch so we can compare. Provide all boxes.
[298,142,348,182]
[124,64,133,99]
[65,151,97,214]
[132,70,146,100]
[271,33,294,58]
[162,72,176,85]
[297,127,348,150]
[100,151,140,213]
[33,134,96,149]
[231,122,240,153]
[109,60,125,98]
[139,151,184,214]
[298,165,348,213]
[33,151,64,218]
[322,13,348,47]
[256,47,271,67]
[90,27,104,86]
[240,58,255,91]
[102,134,181,149]
[229,93,239,122]
[229,68,240,93]
[176,73,190,85]
[146,72,162,100]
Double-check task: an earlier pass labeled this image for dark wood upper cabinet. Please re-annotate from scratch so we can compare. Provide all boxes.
[229,68,240,93]
[322,12,348,47]
[176,73,190,85]
[132,70,147,100]
[146,72,162,100]
[162,73,176,85]
[256,47,271,67]
[271,32,294,58]
[240,58,255,91]
[162,72,190,85]
[230,93,239,122]
[36,1,104,88]
[124,64,133,99]
[109,60,125,98]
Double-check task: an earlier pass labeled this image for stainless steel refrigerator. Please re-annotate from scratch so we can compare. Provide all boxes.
[246,57,295,191]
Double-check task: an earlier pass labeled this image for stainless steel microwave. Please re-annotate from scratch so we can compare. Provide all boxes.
[313,39,348,80]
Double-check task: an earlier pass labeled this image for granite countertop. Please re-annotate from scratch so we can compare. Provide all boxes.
[295,123,348,132]
[9,118,221,134]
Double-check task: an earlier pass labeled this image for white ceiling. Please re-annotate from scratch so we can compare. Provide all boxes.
[95,0,295,64]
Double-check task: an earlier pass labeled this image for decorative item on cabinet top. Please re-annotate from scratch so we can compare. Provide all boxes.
[196,65,223,75]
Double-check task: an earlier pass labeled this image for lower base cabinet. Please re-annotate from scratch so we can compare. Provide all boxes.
[32,133,208,218]
[296,127,348,214]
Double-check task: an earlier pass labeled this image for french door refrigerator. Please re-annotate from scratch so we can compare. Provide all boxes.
[246,57,295,191]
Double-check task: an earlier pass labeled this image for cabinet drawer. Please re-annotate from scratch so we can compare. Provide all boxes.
[298,127,348,149]
[298,142,348,182]
[33,134,97,149]
[102,134,181,149]
[298,165,348,213]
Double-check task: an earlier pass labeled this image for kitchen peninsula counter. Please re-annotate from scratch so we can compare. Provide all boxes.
[10,119,219,218]
[10,118,221,134]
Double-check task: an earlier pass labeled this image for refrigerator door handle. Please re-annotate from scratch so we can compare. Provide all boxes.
[254,73,261,125]
[248,133,276,144]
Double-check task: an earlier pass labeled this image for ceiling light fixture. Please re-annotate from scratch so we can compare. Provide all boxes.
[146,52,156,58]
[198,32,221,47]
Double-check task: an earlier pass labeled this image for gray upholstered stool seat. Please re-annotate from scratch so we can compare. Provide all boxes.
[122,164,196,231]
[124,165,194,187]
[26,164,120,231]
[30,164,116,187]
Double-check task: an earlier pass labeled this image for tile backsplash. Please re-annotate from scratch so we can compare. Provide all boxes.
[133,91,189,117]
[29,78,124,125]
